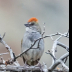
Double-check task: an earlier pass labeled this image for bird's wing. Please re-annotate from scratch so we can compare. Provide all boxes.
[21,38,26,63]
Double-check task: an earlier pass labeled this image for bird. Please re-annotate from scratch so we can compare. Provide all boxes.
[21,17,44,66]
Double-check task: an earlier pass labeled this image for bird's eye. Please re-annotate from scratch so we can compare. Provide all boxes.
[31,23,34,25]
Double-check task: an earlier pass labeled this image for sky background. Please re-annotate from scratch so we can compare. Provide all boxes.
[0,0,69,68]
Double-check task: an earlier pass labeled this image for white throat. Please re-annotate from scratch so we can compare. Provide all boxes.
[26,27,30,31]
[26,27,36,32]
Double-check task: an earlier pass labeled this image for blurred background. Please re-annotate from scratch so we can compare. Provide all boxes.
[0,0,69,68]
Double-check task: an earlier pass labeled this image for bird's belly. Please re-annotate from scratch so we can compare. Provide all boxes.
[23,48,43,61]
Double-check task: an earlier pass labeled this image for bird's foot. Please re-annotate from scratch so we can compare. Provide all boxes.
[23,62,29,68]
[35,63,43,71]
[36,63,42,68]
[35,63,42,68]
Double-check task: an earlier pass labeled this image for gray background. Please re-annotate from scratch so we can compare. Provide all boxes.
[0,0,69,68]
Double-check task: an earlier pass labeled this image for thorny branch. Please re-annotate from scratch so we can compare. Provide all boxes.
[48,52,69,72]
[0,28,69,72]
[0,33,20,66]
[45,30,69,72]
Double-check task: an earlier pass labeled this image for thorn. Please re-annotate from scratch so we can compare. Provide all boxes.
[48,50,50,52]
[2,32,6,39]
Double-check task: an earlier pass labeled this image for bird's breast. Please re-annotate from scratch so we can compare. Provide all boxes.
[21,32,44,61]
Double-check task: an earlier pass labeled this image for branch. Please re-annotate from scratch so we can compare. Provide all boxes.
[45,31,69,72]
[60,60,69,70]
[57,42,69,52]
[42,22,45,36]
[0,33,14,59]
[0,30,69,72]
[0,62,48,72]
[0,33,20,66]
[0,57,5,65]
[0,65,41,72]
[48,52,69,72]
[45,50,56,62]
[0,52,9,56]
[51,32,69,64]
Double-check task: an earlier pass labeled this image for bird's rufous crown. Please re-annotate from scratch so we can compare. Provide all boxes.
[28,17,38,23]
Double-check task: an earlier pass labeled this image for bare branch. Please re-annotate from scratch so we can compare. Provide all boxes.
[59,52,69,61]
[45,50,56,62]
[42,22,45,36]
[64,57,68,63]
[50,32,69,68]
[47,31,69,72]
[0,52,9,56]
[42,62,48,72]
[0,34,20,66]
[60,60,69,71]
[48,52,69,71]
[0,65,41,72]
[0,57,5,65]
[51,41,58,64]
[57,42,69,52]
[0,30,69,72]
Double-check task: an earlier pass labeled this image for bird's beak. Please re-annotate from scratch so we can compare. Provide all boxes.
[24,24,30,27]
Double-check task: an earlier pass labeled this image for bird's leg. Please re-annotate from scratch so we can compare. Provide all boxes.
[23,61,27,67]
[23,61,29,68]
[35,62,43,72]
[34,60,44,72]
[35,60,42,68]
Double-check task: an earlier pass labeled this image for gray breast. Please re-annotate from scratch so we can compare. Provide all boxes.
[28,32,41,42]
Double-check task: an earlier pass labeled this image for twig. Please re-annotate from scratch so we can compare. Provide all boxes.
[51,41,58,64]
[0,34,20,66]
[64,57,68,63]
[51,32,69,65]
[48,52,69,71]
[42,22,45,36]
[47,32,69,72]
[45,50,56,61]
[57,42,69,52]
[60,60,69,71]
[0,57,5,65]
[0,52,9,56]
[42,62,48,72]
[0,34,14,59]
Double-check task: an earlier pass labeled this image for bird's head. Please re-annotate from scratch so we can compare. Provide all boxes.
[24,17,41,34]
